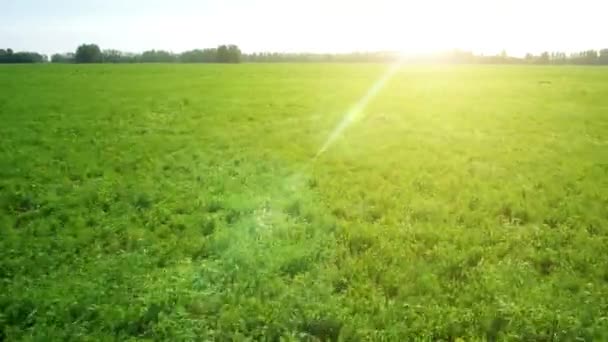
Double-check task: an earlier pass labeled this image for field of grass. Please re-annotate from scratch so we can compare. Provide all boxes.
[1,63,608,340]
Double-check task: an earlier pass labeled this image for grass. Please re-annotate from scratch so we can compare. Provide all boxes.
[1,63,608,340]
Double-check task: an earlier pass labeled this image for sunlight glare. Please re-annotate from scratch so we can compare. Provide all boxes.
[315,62,401,158]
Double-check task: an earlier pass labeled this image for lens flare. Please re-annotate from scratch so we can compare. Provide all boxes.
[315,62,401,158]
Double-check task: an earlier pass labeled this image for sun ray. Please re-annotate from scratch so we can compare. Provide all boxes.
[314,62,401,158]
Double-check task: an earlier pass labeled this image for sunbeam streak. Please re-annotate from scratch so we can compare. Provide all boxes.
[314,62,401,158]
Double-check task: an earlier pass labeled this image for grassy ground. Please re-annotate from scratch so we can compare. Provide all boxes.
[1,63,608,340]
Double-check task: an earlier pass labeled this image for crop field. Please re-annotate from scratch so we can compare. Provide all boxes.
[1,64,608,340]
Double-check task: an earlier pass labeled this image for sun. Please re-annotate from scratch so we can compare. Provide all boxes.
[367,0,500,55]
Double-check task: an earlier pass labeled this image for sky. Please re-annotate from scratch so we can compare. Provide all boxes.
[1,0,606,56]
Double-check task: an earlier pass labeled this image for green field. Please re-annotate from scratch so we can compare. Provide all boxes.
[1,64,608,340]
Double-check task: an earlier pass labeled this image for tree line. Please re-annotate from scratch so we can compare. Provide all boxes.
[46,44,242,64]
[0,49,46,63]
[2,44,608,65]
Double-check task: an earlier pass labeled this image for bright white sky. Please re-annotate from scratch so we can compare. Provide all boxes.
[1,0,606,56]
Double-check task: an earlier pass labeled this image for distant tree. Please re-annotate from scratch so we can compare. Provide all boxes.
[120,52,138,63]
[551,52,567,65]
[216,45,229,63]
[539,52,550,64]
[215,45,241,63]
[584,50,598,65]
[51,53,75,63]
[103,49,123,63]
[179,48,217,63]
[75,44,103,63]
[227,45,241,63]
[243,51,400,63]
[205,48,218,62]
[0,49,45,63]
[99,49,136,63]
[179,49,203,62]
[600,49,608,65]
[140,50,176,63]
[431,49,474,64]
[569,50,598,65]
